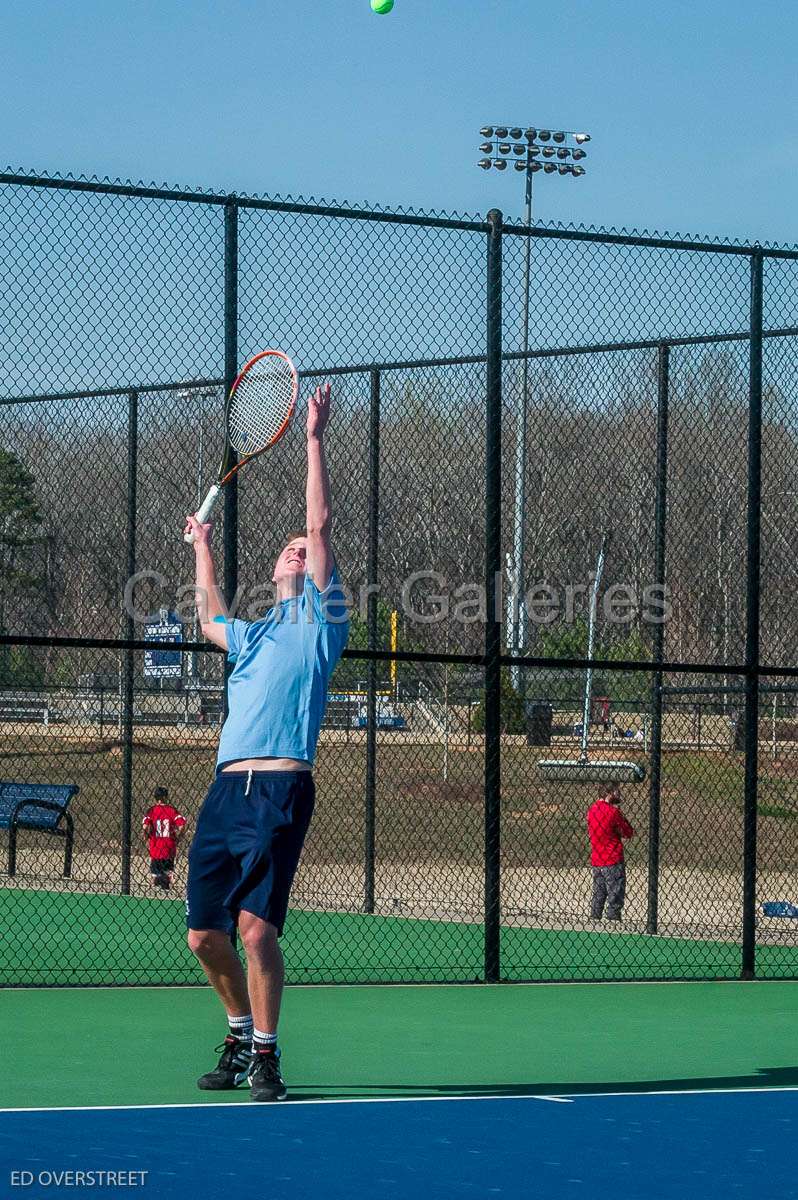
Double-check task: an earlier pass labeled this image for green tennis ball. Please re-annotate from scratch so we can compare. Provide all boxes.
[371,0,394,12]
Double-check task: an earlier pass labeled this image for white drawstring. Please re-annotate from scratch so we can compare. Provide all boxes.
[244,769,253,796]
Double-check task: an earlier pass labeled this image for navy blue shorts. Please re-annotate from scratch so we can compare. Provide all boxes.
[186,770,315,937]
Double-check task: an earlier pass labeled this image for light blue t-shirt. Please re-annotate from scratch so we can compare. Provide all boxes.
[215,568,349,770]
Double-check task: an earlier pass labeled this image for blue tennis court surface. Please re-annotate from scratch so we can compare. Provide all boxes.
[1,1088,795,1199]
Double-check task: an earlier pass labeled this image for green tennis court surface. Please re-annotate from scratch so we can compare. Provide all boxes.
[2,979,797,1111]
[2,888,798,985]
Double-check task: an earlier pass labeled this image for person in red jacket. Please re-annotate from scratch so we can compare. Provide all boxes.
[586,783,634,921]
[142,786,187,890]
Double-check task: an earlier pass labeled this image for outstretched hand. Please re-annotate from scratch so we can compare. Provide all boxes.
[307,383,331,439]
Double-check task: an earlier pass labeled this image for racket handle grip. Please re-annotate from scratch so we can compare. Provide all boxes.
[184,484,222,544]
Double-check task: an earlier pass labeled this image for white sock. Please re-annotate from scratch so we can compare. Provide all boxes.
[253,1028,278,1053]
[227,1013,254,1043]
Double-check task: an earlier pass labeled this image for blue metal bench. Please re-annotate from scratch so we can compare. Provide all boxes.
[0,782,78,877]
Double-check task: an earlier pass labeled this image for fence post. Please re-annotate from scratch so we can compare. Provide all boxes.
[484,209,503,983]
[364,367,380,913]
[742,249,763,980]
[121,390,138,896]
[647,344,669,935]
[222,199,239,718]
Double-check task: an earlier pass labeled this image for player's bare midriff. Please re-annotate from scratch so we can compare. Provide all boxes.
[221,758,311,773]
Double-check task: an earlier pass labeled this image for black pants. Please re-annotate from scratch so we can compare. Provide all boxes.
[150,857,175,877]
[591,863,626,920]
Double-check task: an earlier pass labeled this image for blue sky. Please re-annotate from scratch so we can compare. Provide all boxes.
[2,0,796,244]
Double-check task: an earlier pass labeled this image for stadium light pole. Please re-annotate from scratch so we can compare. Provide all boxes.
[477,126,591,693]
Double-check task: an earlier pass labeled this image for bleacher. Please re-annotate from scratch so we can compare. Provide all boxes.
[0,694,51,726]
[324,693,359,729]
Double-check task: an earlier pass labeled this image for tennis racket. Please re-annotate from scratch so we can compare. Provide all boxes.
[184,349,298,544]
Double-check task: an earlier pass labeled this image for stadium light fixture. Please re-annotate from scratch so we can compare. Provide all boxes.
[475,122,591,188]
[475,121,592,693]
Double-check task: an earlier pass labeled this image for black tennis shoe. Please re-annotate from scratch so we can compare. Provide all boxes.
[196,1036,252,1090]
[247,1049,287,1102]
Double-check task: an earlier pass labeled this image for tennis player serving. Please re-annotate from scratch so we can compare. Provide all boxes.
[183,382,349,1102]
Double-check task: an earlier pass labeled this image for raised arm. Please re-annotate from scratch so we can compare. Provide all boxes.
[305,383,334,592]
[184,515,229,650]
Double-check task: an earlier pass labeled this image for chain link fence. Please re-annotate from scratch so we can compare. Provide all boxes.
[1,170,797,985]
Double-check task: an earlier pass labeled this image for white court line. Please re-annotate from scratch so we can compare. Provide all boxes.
[2,985,209,992]
[3,1084,798,1115]
[0,1094,571,1114]
[558,1084,798,1101]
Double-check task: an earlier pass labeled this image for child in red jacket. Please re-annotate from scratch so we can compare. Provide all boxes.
[587,783,634,921]
[142,786,186,890]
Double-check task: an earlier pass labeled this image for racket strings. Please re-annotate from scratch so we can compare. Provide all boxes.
[228,362,295,455]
